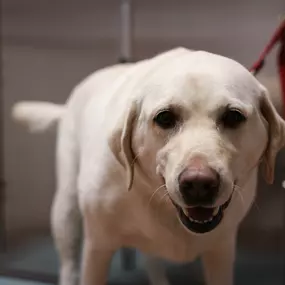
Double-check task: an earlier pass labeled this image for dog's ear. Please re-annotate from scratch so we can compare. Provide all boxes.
[259,85,285,183]
[108,102,137,190]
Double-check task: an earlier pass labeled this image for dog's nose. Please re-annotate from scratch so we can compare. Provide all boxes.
[178,163,220,205]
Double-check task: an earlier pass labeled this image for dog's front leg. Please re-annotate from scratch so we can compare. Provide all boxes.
[80,209,115,285]
[201,234,236,285]
[80,239,114,285]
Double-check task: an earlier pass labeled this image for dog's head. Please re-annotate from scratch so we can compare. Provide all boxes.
[109,48,285,234]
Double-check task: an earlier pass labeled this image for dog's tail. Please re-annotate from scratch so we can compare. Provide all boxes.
[11,101,66,133]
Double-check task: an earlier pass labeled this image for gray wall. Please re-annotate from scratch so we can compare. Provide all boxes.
[2,0,284,244]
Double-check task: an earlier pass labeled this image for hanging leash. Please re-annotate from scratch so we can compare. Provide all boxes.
[250,19,285,116]
[250,19,285,189]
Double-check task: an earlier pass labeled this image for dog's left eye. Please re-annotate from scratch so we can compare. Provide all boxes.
[221,109,247,129]
[154,110,178,129]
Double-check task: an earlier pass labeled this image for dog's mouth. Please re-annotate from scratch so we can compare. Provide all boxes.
[172,193,233,234]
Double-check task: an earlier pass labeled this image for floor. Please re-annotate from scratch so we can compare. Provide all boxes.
[0,235,283,285]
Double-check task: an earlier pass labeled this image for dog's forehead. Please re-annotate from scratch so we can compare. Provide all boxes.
[140,51,261,114]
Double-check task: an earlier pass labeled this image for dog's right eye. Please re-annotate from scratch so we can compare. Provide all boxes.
[220,108,247,129]
[154,110,178,129]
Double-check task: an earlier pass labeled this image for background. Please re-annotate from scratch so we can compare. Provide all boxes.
[0,0,284,284]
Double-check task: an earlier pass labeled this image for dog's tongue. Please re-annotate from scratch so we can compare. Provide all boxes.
[187,207,214,221]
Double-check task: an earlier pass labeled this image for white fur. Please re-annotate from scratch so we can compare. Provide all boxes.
[12,101,65,133]
[12,47,285,285]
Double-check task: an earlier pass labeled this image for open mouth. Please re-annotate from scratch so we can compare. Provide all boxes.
[173,194,233,234]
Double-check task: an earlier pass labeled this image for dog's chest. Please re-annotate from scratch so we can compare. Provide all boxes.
[123,200,211,263]
[138,229,205,262]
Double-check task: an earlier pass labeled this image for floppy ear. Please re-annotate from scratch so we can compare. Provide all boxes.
[108,102,137,190]
[260,85,285,183]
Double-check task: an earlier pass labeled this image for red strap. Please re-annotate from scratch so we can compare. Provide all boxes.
[250,20,285,116]
[250,20,285,75]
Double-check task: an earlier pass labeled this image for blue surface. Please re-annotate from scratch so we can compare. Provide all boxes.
[0,277,52,285]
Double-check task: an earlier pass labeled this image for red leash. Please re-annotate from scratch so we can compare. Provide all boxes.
[250,19,285,115]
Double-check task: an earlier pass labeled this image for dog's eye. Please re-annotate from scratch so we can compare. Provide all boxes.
[154,110,178,129]
[221,109,247,129]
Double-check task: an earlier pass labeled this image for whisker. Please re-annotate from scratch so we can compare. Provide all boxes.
[253,201,261,214]
[234,184,261,213]
[131,151,142,166]
[148,184,166,206]
[158,192,169,204]
[234,184,245,210]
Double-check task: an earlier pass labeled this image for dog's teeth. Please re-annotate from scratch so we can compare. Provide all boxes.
[189,217,200,223]
[213,207,219,216]
[185,207,220,224]
[188,216,214,224]
[203,218,212,223]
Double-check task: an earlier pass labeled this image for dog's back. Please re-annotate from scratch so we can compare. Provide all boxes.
[11,63,133,133]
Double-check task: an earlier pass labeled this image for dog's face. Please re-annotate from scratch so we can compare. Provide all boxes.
[109,49,285,234]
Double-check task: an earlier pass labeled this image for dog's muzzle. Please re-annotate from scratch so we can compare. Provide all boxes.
[170,159,234,234]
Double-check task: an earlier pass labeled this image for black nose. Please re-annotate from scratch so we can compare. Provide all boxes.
[178,167,220,205]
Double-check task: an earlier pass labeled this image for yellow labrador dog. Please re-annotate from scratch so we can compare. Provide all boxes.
[12,47,285,285]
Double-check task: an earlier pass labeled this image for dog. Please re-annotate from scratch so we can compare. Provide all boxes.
[12,47,285,285]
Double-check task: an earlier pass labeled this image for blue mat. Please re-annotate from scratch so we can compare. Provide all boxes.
[0,277,52,285]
